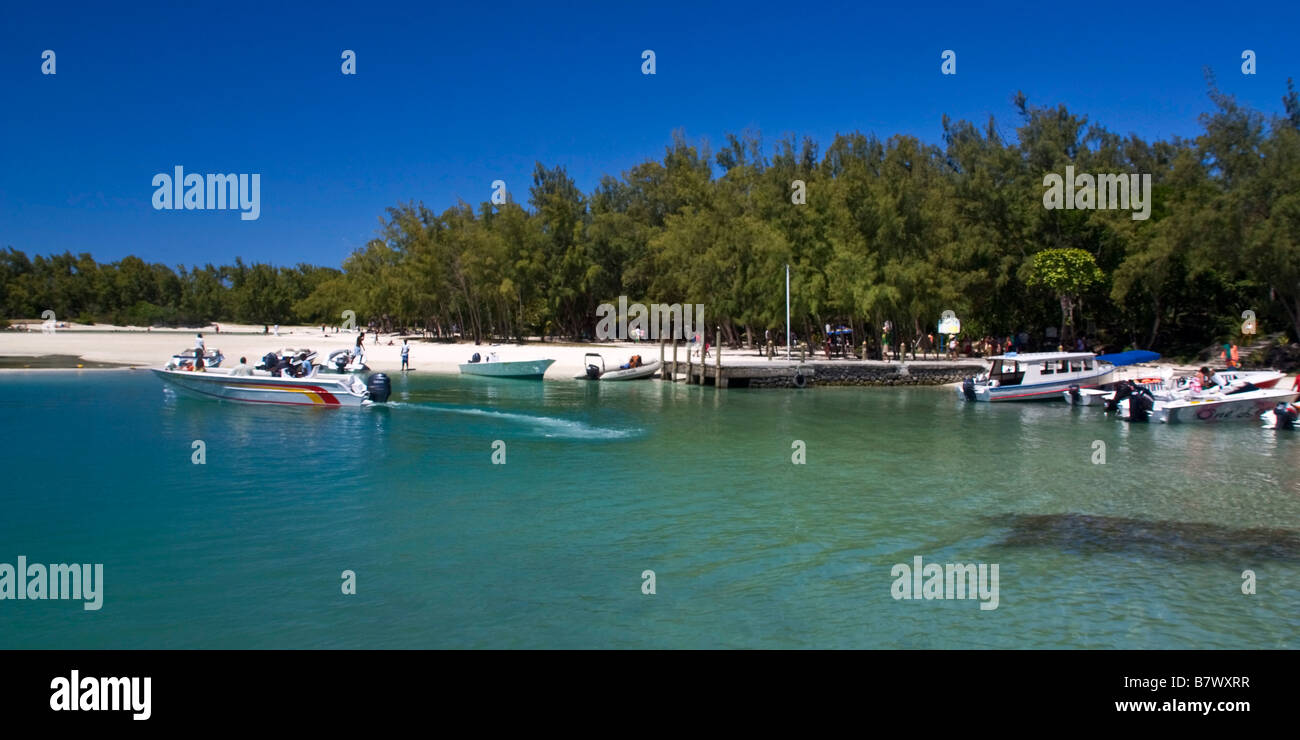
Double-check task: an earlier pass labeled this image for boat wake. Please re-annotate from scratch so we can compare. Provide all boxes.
[386,402,642,440]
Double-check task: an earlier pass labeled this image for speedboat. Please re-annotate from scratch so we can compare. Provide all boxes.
[153,353,390,407]
[171,347,225,368]
[153,365,390,407]
[960,350,1158,402]
[1072,369,1289,407]
[1119,383,1300,424]
[579,353,660,381]
[459,352,554,380]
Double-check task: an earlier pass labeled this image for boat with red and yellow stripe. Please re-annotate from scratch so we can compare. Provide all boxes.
[151,362,389,407]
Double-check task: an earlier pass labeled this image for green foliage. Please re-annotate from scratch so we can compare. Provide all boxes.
[3,81,1298,350]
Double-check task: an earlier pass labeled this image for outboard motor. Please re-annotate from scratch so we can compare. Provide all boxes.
[1105,382,1133,413]
[1067,384,1081,405]
[366,373,391,404]
[586,363,602,380]
[470,352,481,363]
[961,377,976,402]
[1274,403,1298,430]
[1127,388,1153,423]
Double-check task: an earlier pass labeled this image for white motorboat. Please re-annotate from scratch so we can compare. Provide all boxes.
[579,353,660,381]
[1118,384,1300,424]
[960,350,1159,402]
[1151,387,1300,423]
[459,352,554,380]
[171,347,225,368]
[1070,369,1289,406]
[152,361,390,408]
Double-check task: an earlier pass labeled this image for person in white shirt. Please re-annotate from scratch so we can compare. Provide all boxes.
[231,357,254,376]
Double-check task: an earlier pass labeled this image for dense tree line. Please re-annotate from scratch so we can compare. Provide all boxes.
[4,78,1298,356]
[0,252,340,327]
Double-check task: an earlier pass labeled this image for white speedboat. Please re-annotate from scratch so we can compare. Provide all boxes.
[1121,385,1300,424]
[579,353,660,381]
[960,350,1158,402]
[171,347,225,368]
[459,352,554,380]
[152,365,390,407]
[1072,369,1289,406]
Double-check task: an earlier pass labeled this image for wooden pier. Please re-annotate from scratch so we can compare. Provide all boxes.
[654,339,985,389]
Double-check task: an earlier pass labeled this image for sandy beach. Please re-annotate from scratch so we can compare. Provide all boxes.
[0,323,712,378]
[0,322,1269,384]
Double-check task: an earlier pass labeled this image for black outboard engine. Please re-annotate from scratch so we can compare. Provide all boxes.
[586,363,602,380]
[1274,403,1298,430]
[1067,384,1081,405]
[470,352,481,363]
[961,377,976,402]
[1105,382,1133,413]
[257,352,278,371]
[1127,388,1153,423]
[366,373,391,403]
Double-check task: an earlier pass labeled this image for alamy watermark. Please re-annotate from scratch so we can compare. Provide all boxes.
[50,670,150,720]
[152,166,261,221]
[0,556,103,610]
[595,297,704,341]
[1043,165,1151,221]
[891,555,999,610]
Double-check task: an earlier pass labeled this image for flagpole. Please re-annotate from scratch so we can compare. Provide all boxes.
[785,264,791,360]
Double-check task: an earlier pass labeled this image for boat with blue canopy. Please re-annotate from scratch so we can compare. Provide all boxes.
[958,350,1159,403]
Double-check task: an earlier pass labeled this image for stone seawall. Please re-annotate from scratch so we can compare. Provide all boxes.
[721,362,986,389]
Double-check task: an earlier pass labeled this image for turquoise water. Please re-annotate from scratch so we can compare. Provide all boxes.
[1,370,1297,648]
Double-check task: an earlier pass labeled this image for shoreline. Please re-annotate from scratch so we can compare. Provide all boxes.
[0,323,1263,386]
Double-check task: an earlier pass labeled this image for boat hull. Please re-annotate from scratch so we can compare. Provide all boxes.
[152,368,369,407]
[961,371,1114,402]
[1153,390,1300,423]
[595,360,661,381]
[458,359,555,380]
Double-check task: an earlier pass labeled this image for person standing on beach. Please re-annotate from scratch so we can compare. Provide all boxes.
[401,340,410,372]
[355,332,366,364]
[273,324,279,337]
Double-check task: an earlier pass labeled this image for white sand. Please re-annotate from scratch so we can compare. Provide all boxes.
[0,323,682,378]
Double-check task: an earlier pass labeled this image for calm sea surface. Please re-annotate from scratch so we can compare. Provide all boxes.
[1,369,1297,648]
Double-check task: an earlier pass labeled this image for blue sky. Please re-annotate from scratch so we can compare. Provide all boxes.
[1,0,1296,268]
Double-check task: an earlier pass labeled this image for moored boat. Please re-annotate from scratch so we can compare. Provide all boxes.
[458,352,555,380]
[960,350,1158,402]
[1148,386,1300,424]
[323,348,369,374]
[578,353,660,381]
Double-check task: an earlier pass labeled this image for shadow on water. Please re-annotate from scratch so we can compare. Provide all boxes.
[986,512,1300,562]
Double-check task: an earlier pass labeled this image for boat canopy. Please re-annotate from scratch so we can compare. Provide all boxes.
[1095,350,1161,367]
